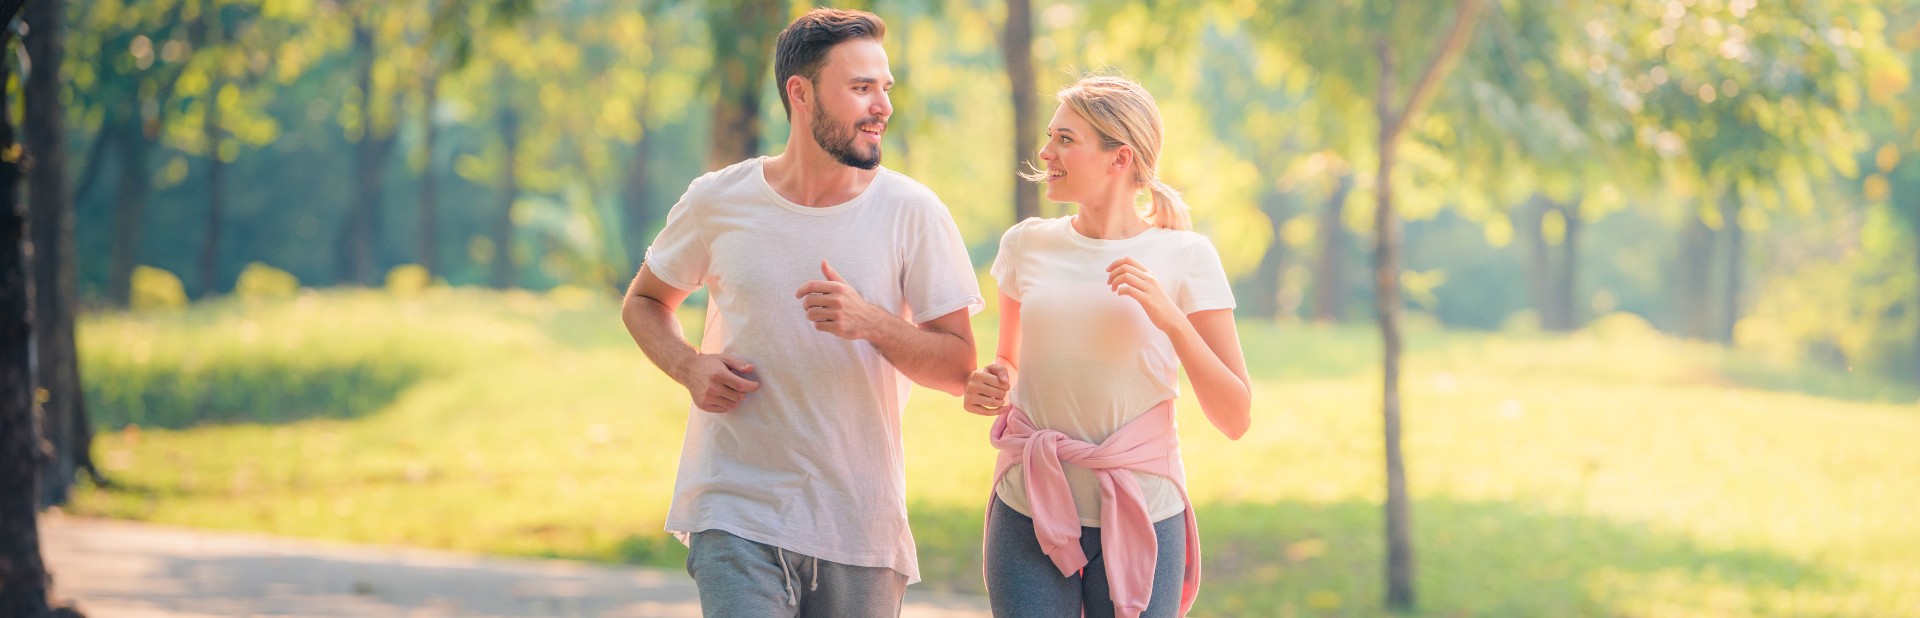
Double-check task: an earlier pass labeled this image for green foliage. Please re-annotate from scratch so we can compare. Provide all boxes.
[1739,203,1918,379]
[52,0,1920,375]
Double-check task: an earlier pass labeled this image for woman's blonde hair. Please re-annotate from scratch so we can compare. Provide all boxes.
[1023,74,1191,231]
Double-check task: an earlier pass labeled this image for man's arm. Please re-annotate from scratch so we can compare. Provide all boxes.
[795,260,976,396]
[623,265,760,413]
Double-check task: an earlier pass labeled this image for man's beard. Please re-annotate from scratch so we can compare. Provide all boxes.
[812,104,883,171]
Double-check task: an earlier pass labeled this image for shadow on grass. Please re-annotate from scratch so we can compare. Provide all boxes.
[1195,498,1837,617]
[893,497,1836,616]
[85,361,428,429]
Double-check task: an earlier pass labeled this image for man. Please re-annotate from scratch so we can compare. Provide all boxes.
[619,8,982,617]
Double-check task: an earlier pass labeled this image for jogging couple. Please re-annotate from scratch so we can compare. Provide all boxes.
[620,8,1251,618]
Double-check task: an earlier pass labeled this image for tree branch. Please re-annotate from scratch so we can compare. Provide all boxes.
[1383,0,1483,144]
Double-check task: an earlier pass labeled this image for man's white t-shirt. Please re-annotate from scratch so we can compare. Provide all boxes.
[989,216,1236,526]
[645,157,983,584]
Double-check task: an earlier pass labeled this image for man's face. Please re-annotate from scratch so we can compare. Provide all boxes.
[806,39,894,170]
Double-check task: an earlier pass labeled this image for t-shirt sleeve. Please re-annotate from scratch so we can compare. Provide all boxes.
[1179,235,1236,314]
[903,200,985,324]
[642,185,710,291]
[987,220,1027,303]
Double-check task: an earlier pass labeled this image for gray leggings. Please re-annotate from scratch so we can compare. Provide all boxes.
[984,496,1186,618]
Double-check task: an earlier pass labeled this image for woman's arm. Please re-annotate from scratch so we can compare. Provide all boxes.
[1107,258,1252,439]
[1163,308,1252,439]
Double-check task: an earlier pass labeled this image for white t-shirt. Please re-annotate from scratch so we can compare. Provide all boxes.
[645,157,983,584]
[989,216,1235,526]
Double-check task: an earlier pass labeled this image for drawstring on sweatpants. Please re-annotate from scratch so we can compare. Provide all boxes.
[810,555,819,591]
[777,548,797,607]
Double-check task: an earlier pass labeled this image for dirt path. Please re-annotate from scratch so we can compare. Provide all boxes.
[39,514,989,617]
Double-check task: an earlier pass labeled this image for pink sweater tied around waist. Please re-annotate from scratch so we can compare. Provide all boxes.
[986,401,1201,618]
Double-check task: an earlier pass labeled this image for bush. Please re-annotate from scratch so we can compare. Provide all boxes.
[131,266,187,311]
[234,262,301,301]
[386,264,432,297]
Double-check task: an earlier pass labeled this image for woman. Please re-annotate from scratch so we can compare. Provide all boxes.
[963,75,1253,618]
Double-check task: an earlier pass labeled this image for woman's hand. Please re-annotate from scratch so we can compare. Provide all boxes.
[963,360,1016,416]
[1107,257,1182,333]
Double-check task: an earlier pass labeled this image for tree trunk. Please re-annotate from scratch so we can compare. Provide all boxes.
[27,0,101,508]
[1520,195,1552,329]
[890,19,912,172]
[1913,214,1920,382]
[623,79,655,264]
[704,0,782,171]
[419,69,440,278]
[1551,200,1582,331]
[105,120,150,308]
[345,21,385,285]
[1311,173,1354,323]
[1245,186,1291,320]
[1678,211,1716,340]
[491,106,520,289]
[195,81,227,299]
[1,5,58,610]
[1374,39,1414,611]
[1002,0,1039,222]
[1718,194,1742,344]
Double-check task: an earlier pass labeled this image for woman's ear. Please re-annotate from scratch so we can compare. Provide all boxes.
[1110,144,1135,176]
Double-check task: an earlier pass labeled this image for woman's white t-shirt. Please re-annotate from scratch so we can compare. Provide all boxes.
[989,216,1236,526]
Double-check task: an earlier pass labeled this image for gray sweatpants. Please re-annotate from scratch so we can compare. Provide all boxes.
[983,496,1187,618]
[686,529,908,618]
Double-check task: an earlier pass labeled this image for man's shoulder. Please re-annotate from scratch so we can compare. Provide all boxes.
[682,158,766,201]
[875,167,945,209]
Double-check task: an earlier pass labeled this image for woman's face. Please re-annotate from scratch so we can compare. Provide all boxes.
[1037,104,1125,205]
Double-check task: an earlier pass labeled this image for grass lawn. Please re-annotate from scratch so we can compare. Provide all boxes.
[69,287,1920,616]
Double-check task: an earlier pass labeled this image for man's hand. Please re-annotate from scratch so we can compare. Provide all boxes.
[677,353,760,413]
[962,360,1015,416]
[796,260,886,341]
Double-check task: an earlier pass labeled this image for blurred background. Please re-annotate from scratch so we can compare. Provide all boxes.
[8,0,1920,615]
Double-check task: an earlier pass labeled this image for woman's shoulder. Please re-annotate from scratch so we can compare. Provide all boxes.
[1161,227,1220,251]
[1001,216,1066,243]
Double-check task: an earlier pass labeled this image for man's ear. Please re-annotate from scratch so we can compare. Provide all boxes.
[786,75,812,112]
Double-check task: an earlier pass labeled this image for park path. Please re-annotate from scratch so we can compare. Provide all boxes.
[38,514,990,618]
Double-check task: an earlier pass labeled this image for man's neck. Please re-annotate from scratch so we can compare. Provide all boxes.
[763,135,878,208]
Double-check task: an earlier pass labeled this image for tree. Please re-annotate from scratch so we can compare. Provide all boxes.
[1366,4,1483,607]
[344,10,394,285]
[704,0,782,171]
[81,1,203,307]
[1,0,71,612]
[26,0,106,508]
[1245,0,1485,608]
[1001,0,1039,222]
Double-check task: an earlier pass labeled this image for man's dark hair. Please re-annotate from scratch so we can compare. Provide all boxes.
[773,8,886,119]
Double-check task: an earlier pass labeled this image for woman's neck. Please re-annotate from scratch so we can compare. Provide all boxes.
[1071,191,1151,240]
